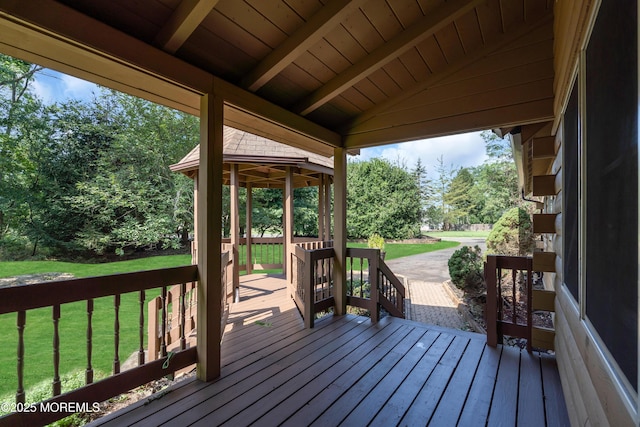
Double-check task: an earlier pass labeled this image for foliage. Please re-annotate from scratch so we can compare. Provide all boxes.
[486,207,534,256]
[0,56,198,259]
[367,233,385,251]
[347,158,422,239]
[445,168,475,227]
[347,240,459,262]
[448,245,484,289]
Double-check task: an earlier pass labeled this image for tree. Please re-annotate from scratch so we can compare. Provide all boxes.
[445,167,475,227]
[347,158,421,239]
[486,207,534,256]
[468,131,521,224]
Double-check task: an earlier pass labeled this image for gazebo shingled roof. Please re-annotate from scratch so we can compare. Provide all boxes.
[171,126,333,188]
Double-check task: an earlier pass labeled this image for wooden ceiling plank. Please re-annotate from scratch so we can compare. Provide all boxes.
[345,11,552,131]
[365,77,555,132]
[294,0,484,116]
[154,0,221,54]
[344,97,554,148]
[382,57,553,115]
[241,0,368,92]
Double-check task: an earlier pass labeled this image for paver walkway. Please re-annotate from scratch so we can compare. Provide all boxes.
[386,237,486,330]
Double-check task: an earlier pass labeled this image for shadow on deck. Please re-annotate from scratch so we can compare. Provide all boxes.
[91,273,570,426]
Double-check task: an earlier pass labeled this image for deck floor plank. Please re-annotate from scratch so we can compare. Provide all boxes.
[310,328,442,426]
[426,338,487,426]
[392,335,473,426]
[456,343,503,426]
[88,274,569,427]
[339,331,457,426]
[256,319,408,426]
[487,344,521,426]
[518,351,546,426]
[541,353,571,427]
[279,322,419,427]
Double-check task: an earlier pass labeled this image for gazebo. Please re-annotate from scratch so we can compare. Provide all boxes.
[170,126,334,299]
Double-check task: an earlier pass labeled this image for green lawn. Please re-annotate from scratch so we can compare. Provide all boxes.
[348,240,459,259]
[425,230,491,238]
[0,240,458,401]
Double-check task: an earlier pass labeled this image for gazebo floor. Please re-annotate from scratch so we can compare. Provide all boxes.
[91,273,570,426]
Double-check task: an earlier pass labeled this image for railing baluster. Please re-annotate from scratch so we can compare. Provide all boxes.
[512,268,517,323]
[86,299,93,384]
[359,257,364,297]
[138,290,145,366]
[161,285,167,358]
[497,267,503,324]
[16,310,25,404]
[52,304,61,396]
[180,282,187,350]
[114,294,120,374]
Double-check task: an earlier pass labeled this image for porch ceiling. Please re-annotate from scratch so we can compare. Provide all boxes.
[0,0,554,152]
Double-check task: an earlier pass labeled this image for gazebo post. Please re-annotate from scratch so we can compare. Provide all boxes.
[230,163,240,302]
[318,175,325,241]
[283,167,294,282]
[323,174,331,241]
[246,182,253,275]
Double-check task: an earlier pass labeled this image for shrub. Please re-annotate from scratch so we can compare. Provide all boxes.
[448,245,484,289]
[486,207,534,256]
[367,233,385,251]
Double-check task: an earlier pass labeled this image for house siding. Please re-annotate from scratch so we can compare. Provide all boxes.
[548,1,638,425]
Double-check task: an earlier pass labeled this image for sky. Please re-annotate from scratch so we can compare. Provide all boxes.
[33,69,489,175]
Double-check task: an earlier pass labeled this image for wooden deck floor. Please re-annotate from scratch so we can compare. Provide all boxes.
[92,273,570,427]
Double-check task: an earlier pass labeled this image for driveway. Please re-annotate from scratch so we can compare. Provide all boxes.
[384,236,487,330]
[385,237,486,283]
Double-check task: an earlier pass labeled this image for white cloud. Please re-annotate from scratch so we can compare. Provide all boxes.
[352,131,490,176]
[32,70,98,104]
[59,74,97,101]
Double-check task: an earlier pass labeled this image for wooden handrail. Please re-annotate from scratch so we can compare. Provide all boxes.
[0,265,198,314]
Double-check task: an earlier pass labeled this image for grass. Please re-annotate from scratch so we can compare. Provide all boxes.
[0,239,458,399]
[347,240,460,260]
[425,230,491,238]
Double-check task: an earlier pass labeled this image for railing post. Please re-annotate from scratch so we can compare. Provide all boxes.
[303,249,314,328]
[486,256,498,347]
[526,257,533,352]
[369,249,380,323]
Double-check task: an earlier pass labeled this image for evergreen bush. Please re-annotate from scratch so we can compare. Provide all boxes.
[486,207,534,256]
[448,245,484,289]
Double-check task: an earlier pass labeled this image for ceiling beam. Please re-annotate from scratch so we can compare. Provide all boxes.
[293,0,484,116]
[344,12,553,133]
[0,0,342,152]
[241,0,367,92]
[154,0,220,54]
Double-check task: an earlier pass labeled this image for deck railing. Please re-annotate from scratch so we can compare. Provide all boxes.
[0,251,232,427]
[147,251,233,364]
[485,254,556,352]
[346,247,405,321]
[291,244,335,328]
[291,244,405,327]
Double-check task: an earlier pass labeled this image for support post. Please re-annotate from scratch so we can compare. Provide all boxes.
[284,167,294,282]
[246,183,253,275]
[485,256,498,347]
[196,91,223,382]
[230,163,240,302]
[333,148,347,315]
[369,249,380,323]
